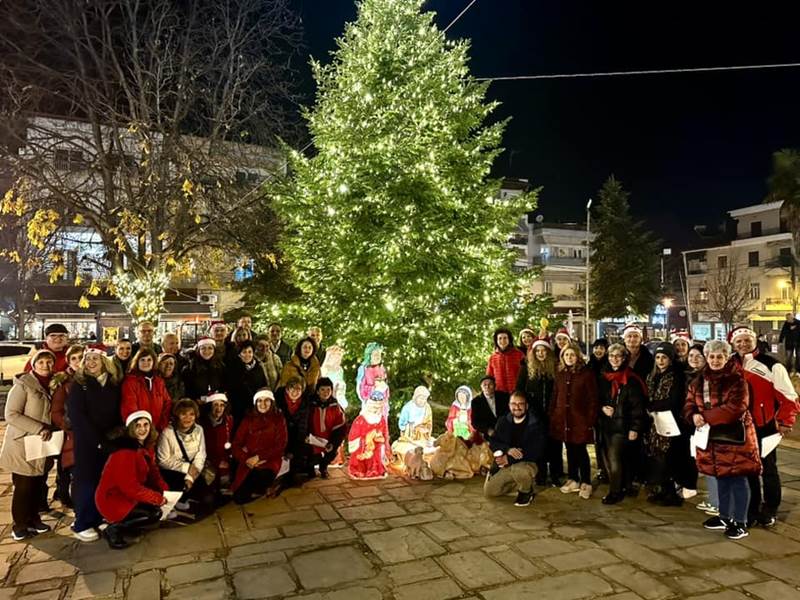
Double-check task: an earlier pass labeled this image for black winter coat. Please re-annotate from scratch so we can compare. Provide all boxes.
[182,356,226,401]
[490,410,546,465]
[628,346,655,385]
[275,387,311,457]
[66,375,122,476]
[646,364,686,419]
[515,367,554,422]
[227,359,268,425]
[471,391,509,437]
[597,367,647,437]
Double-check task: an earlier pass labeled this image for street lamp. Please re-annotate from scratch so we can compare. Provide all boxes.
[663,297,673,336]
[585,198,592,345]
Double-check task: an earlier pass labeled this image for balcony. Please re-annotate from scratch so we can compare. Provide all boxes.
[531,256,586,267]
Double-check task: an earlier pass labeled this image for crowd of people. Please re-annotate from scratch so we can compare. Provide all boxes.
[479,322,798,540]
[0,317,345,549]
[1,315,798,550]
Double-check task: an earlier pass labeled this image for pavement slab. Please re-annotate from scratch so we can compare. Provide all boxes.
[0,421,797,600]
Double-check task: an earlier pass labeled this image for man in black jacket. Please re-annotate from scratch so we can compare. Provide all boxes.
[471,376,509,441]
[779,313,799,374]
[484,392,546,507]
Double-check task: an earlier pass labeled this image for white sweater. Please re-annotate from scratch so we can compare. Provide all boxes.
[157,425,207,478]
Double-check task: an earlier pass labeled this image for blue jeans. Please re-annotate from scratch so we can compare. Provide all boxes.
[717,476,750,524]
[706,475,718,507]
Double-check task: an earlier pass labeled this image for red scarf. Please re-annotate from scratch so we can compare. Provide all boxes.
[603,367,646,399]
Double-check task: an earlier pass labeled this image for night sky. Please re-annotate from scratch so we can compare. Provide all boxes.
[290,1,800,246]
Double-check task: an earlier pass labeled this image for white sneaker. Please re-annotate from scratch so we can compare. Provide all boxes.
[560,479,580,494]
[73,528,99,542]
[175,501,190,511]
[680,488,698,499]
[578,483,593,499]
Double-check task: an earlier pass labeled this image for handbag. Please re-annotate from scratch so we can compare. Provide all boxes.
[702,378,746,445]
[174,428,216,485]
[708,421,746,445]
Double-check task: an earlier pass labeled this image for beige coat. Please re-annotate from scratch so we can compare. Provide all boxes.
[0,373,52,476]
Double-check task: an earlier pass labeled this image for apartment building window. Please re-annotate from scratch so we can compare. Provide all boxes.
[53,149,86,171]
[717,255,728,269]
[543,281,552,294]
[749,283,760,300]
[750,221,762,237]
[779,247,793,266]
[781,285,791,300]
[698,288,709,302]
[748,251,759,267]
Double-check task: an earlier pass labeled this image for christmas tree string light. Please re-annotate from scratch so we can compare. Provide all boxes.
[261,0,550,399]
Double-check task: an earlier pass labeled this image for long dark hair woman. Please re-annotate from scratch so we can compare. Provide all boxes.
[644,342,686,507]
[95,410,168,549]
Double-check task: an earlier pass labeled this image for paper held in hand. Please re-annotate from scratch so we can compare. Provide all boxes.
[691,424,710,452]
[306,434,329,448]
[159,490,184,521]
[24,431,64,461]
[277,457,291,477]
[652,411,681,437]
[760,433,782,458]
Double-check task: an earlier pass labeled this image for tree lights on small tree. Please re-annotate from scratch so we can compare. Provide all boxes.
[111,269,170,325]
[264,0,547,391]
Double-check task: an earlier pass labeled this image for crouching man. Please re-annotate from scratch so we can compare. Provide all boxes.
[484,392,545,507]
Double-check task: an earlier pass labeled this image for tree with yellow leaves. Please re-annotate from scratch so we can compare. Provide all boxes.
[0,0,297,323]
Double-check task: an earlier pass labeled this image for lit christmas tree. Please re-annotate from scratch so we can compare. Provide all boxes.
[266,0,545,394]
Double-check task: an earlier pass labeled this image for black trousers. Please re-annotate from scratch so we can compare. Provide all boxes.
[12,473,46,531]
[105,503,161,543]
[233,469,276,504]
[536,437,564,484]
[309,436,345,471]
[748,427,781,519]
[602,433,630,495]
[160,469,215,515]
[54,460,73,506]
[565,443,591,484]
[785,346,799,373]
[672,431,698,490]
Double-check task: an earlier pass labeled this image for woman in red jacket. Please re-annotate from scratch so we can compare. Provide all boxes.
[201,392,234,488]
[550,343,599,499]
[231,389,288,504]
[95,410,168,549]
[684,339,761,540]
[121,348,172,433]
[486,328,525,394]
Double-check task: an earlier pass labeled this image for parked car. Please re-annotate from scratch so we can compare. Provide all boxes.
[0,342,36,383]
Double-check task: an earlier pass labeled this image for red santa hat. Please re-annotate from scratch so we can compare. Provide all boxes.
[196,336,216,349]
[519,327,536,338]
[84,343,107,356]
[206,392,228,404]
[622,323,642,338]
[208,320,227,330]
[554,327,571,340]
[125,410,153,427]
[253,389,275,404]
[728,326,756,344]
[669,330,692,345]
[531,339,553,352]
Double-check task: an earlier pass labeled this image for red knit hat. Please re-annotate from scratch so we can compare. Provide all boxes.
[554,327,571,340]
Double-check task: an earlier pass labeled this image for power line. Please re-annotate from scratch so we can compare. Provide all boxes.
[443,0,478,33]
[476,62,800,82]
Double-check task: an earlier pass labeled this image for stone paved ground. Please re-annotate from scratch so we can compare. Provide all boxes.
[0,433,799,599]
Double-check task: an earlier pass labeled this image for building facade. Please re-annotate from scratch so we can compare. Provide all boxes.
[683,201,796,342]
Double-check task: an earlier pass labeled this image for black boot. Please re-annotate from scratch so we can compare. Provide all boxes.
[104,525,128,550]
